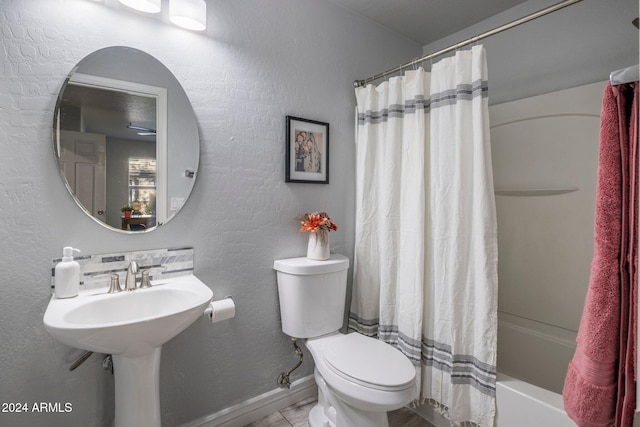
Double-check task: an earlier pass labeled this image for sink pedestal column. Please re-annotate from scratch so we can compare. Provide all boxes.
[113,347,162,427]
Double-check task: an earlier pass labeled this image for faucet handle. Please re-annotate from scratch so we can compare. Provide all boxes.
[108,274,123,293]
[139,271,152,289]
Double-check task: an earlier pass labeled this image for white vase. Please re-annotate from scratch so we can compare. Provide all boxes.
[307,232,330,260]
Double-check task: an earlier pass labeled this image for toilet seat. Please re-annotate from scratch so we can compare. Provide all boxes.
[322,333,415,392]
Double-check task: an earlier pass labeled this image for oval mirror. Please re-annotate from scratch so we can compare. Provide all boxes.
[53,46,199,233]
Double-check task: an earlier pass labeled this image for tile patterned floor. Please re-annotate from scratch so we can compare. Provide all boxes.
[244,396,435,427]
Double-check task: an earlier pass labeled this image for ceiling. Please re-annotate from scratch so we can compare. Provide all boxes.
[325,0,531,45]
[327,0,638,104]
[60,84,157,142]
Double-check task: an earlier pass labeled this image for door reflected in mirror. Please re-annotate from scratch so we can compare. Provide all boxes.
[53,46,199,233]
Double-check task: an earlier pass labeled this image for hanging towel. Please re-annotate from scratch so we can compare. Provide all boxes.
[563,82,639,427]
[614,82,638,427]
[563,82,621,427]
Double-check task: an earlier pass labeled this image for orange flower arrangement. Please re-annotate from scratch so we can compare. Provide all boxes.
[299,212,338,233]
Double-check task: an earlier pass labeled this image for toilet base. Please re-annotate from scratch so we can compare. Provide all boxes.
[308,405,327,427]
[311,369,390,427]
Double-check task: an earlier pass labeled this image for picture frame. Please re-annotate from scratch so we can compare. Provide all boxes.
[285,116,329,184]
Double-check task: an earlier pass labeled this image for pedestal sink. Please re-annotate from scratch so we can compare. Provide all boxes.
[43,274,213,427]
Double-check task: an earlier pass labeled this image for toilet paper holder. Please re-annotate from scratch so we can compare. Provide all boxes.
[203,296,234,321]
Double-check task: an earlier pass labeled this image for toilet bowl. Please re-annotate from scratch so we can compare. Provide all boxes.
[306,332,417,427]
[274,255,417,427]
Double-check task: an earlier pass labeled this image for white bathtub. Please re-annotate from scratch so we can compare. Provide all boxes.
[413,373,574,427]
[495,373,574,427]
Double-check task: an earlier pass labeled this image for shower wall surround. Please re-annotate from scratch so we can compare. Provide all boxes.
[0,0,421,426]
[491,81,604,394]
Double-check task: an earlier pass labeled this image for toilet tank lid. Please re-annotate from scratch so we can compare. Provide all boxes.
[273,254,349,275]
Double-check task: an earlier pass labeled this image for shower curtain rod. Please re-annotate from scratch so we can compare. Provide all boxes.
[353,0,584,88]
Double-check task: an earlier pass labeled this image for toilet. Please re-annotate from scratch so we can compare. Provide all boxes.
[273,254,417,427]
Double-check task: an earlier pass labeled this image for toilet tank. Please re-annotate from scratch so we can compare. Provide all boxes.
[273,254,349,339]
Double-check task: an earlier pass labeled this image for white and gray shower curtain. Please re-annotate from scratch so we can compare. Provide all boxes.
[349,45,498,427]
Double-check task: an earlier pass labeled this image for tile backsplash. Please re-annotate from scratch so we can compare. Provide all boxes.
[50,247,194,291]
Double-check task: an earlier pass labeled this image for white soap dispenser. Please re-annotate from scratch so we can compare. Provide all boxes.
[54,247,81,298]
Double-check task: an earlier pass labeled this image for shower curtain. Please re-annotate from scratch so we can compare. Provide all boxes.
[349,45,498,427]
[563,81,638,427]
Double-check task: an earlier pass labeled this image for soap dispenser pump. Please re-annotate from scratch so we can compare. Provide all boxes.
[54,247,81,298]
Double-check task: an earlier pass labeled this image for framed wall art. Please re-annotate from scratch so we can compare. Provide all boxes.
[285,116,329,184]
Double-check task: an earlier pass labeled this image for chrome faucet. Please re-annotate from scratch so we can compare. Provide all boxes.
[125,261,139,291]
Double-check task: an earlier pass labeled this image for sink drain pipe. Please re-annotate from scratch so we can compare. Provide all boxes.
[278,338,304,389]
[69,351,114,375]
[69,351,93,371]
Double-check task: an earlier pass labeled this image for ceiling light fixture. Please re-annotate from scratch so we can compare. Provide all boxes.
[127,123,157,136]
[118,0,161,14]
[169,0,207,31]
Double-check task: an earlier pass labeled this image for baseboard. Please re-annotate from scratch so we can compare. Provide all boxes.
[181,375,317,427]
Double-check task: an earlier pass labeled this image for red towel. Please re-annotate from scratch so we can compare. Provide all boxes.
[614,82,638,427]
[563,82,638,427]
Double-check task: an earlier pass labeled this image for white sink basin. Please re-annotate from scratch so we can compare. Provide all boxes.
[44,274,213,357]
[43,274,213,427]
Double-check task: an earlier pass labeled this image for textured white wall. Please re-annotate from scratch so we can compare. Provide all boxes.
[0,1,420,425]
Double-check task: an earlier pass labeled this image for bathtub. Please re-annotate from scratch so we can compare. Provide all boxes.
[495,373,573,427]
[413,373,574,427]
